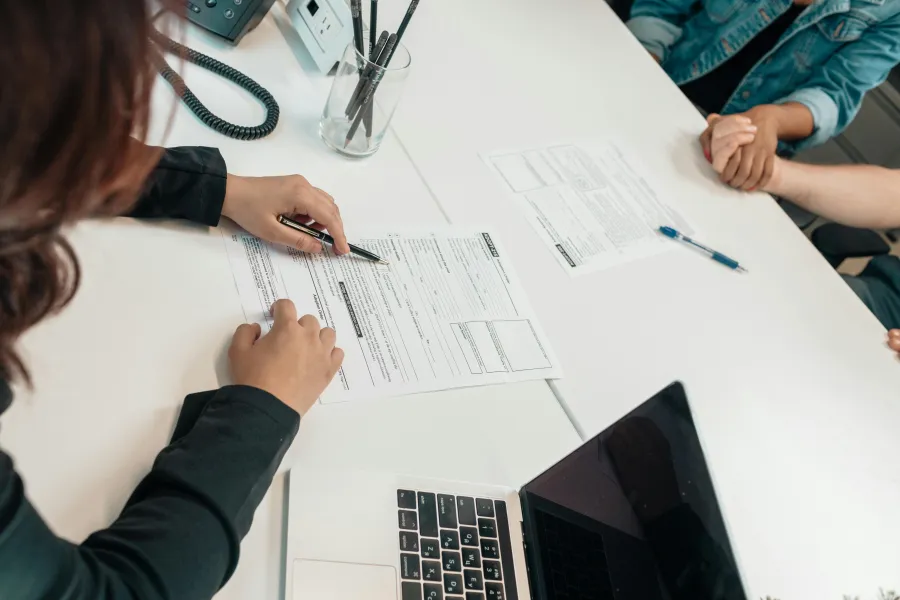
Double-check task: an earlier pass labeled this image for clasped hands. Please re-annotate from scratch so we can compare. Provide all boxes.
[699,105,785,193]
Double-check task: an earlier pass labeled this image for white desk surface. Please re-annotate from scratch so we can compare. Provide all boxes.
[377,0,900,597]
[0,9,580,600]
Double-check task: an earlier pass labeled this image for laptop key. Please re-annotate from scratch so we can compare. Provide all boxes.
[398,489,416,509]
[475,498,495,518]
[421,538,440,559]
[442,550,461,572]
[399,510,418,531]
[444,573,463,595]
[401,553,422,580]
[402,581,422,600]
[424,583,444,600]
[418,493,439,537]
[422,560,441,581]
[466,594,485,600]
[494,500,518,600]
[485,582,505,599]
[480,539,499,559]
[437,494,458,528]
[464,569,484,590]
[457,496,477,525]
[478,518,497,538]
[440,529,460,550]
[459,526,479,547]
[400,531,420,552]
[462,547,481,568]
[482,560,501,581]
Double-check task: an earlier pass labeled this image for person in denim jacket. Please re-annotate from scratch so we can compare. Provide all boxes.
[706,114,900,355]
[628,0,900,191]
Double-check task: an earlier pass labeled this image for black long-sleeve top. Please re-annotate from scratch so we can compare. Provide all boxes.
[0,147,300,599]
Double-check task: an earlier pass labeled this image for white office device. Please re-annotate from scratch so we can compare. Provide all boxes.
[286,0,353,72]
[284,383,748,600]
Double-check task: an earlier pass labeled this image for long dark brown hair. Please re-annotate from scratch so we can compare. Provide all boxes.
[0,1,171,383]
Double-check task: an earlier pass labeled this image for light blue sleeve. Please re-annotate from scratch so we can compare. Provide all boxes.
[777,16,900,153]
[626,0,701,61]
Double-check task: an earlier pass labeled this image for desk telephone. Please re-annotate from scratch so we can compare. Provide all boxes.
[153,0,280,140]
[182,0,276,44]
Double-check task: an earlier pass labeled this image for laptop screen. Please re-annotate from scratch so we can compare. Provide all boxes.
[519,382,746,600]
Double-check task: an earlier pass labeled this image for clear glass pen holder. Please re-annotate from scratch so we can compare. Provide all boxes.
[320,34,411,157]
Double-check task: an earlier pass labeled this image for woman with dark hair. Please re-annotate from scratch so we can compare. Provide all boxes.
[0,2,347,597]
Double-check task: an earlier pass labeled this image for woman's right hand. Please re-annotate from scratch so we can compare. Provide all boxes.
[228,299,344,416]
[222,174,351,256]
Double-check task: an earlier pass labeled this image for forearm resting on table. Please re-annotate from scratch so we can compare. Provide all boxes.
[765,161,900,230]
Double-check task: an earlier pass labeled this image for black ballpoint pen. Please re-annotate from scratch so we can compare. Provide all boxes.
[278,215,389,265]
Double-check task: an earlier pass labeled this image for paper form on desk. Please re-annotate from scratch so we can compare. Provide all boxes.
[484,141,695,276]
[222,228,561,403]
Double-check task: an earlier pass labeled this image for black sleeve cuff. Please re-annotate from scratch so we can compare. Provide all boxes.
[171,386,299,442]
[181,147,227,226]
[129,146,227,226]
[212,385,301,430]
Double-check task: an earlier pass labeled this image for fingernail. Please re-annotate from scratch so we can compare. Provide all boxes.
[749,126,758,132]
[748,187,757,192]
[704,149,711,162]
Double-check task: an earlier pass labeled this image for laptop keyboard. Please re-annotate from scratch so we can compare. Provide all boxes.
[397,490,519,600]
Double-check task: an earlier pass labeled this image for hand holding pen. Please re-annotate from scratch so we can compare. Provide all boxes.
[222,175,385,263]
[279,215,388,264]
[222,174,350,255]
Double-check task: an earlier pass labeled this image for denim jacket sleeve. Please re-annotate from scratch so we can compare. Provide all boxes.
[626,0,700,61]
[777,15,900,153]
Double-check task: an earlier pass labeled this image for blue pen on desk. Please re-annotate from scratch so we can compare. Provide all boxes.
[658,226,747,273]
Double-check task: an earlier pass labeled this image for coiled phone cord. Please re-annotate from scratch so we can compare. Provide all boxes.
[151,32,280,141]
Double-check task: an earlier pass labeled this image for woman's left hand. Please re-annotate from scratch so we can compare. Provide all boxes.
[222,174,351,255]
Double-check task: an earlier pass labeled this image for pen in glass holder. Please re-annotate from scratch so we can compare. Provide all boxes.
[320,1,418,157]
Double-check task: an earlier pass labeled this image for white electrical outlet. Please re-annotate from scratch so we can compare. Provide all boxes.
[287,0,353,73]
[307,0,340,47]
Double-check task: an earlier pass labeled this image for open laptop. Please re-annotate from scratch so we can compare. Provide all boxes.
[285,382,747,600]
